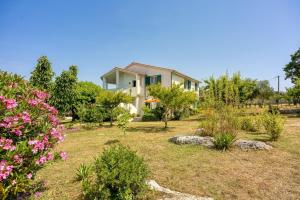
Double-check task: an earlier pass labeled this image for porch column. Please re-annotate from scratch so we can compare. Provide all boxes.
[136,74,140,95]
[102,77,108,89]
[116,70,120,89]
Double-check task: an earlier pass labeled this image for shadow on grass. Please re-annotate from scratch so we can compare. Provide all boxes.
[127,126,174,133]
[251,134,271,142]
[104,139,120,145]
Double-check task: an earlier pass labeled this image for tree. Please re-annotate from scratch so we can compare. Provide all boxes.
[76,81,103,105]
[256,80,274,106]
[147,84,197,128]
[97,91,132,126]
[284,48,300,84]
[286,78,300,105]
[29,56,54,91]
[117,111,132,135]
[50,65,78,120]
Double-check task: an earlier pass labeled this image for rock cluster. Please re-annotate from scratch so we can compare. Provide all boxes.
[169,136,214,148]
[146,180,213,200]
[169,136,272,150]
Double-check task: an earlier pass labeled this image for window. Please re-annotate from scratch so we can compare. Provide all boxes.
[195,83,199,91]
[184,80,191,89]
[145,75,161,86]
[132,80,136,87]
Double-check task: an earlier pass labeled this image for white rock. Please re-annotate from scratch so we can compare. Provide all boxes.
[146,180,213,200]
[234,139,272,150]
[169,136,214,148]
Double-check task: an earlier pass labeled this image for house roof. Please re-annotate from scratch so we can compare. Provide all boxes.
[125,62,200,83]
[100,67,145,80]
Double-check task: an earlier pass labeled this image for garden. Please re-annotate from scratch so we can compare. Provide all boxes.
[1,49,300,200]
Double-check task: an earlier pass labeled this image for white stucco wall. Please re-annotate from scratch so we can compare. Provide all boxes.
[118,71,136,89]
[171,73,184,88]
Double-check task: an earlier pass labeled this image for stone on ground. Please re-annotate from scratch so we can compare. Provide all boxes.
[169,136,214,148]
[233,139,272,150]
[146,180,213,200]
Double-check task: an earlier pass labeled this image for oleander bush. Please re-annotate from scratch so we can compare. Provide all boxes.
[0,71,66,199]
[77,145,149,200]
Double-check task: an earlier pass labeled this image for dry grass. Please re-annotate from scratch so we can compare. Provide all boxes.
[35,116,300,200]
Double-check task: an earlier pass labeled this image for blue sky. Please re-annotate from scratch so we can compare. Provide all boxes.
[0,0,299,90]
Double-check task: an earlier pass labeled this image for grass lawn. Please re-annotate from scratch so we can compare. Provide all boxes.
[35,116,300,200]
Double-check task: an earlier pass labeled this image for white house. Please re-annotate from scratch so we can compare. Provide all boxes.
[100,62,200,116]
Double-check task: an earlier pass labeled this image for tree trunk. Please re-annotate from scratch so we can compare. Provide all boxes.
[164,110,168,128]
[110,110,113,126]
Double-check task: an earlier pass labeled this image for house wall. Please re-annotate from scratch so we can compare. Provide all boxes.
[126,64,172,87]
[118,71,136,89]
[172,73,184,87]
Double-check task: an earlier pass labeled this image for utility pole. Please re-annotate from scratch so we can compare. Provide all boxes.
[277,75,280,93]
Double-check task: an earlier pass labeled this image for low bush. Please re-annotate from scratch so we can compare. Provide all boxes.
[77,145,149,200]
[239,115,262,132]
[142,106,163,121]
[77,104,104,124]
[213,132,236,151]
[262,112,284,141]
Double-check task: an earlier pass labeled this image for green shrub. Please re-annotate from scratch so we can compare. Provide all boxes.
[77,104,103,124]
[213,132,236,150]
[262,112,284,141]
[117,111,132,135]
[78,145,149,200]
[173,108,193,120]
[142,106,163,121]
[75,163,92,181]
[240,115,262,132]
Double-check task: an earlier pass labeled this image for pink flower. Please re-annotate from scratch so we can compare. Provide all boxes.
[34,192,42,198]
[47,152,54,161]
[13,154,23,164]
[11,128,22,136]
[3,98,17,109]
[0,137,16,151]
[34,91,49,100]
[12,180,17,185]
[27,173,32,179]
[35,156,47,165]
[0,160,13,181]
[59,152,67,161]
[48,114,59,126]
[21,111,31,124]
[28,99,39,106]
[50,128,64,143]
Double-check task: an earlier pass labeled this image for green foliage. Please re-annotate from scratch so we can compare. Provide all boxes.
[97,91,132,126]
[50,66,78,118]
[147,84,197,128]
[116,112,132,135]
[204,73,255,106]
[76,81,103,105]
[142,106,164,121]
[284,48,300,84]
[29,56,54,91]
[75,163,92,182]
[256,80,274,105]
[262,112,284,141]
[77,145,149,200]
[286,78,300,104]
[77,104,104,124]
[213,132,236,151]
[239,115,262,132]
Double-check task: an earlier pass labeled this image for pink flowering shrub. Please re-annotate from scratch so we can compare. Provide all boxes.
[0,71,67,199]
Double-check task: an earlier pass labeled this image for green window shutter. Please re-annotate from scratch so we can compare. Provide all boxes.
[145,76,151,86]
[157,75,161,83]
[188,80,191,89]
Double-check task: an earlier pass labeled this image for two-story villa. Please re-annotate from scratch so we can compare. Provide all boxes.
[100,62,200,116]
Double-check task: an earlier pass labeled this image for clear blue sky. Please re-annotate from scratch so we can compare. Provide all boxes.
[1,0,300,90]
